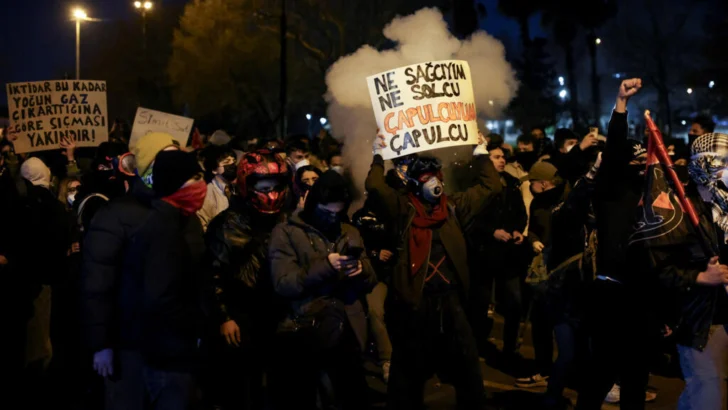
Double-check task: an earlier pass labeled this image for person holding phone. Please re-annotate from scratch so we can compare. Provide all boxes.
[269,170,376,410]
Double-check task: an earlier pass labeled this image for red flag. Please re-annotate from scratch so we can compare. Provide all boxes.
[190,127,203,150]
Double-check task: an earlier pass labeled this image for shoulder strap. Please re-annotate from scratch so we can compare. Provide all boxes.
[77,193,110,230]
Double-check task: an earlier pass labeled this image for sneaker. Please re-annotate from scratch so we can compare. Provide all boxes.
[382,361,391,384]
[604,384,620,403]
[515,374,549,388]
[604,384,657,403]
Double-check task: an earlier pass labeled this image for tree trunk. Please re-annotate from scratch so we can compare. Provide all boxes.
[587,32,601,125]
[563,43,580,127]
[279,0,288,138]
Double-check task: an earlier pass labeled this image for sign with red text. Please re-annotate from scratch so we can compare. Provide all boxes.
[6,80,108,153]
[366,60,478,160]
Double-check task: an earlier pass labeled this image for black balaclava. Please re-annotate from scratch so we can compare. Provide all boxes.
[302,170,350,240]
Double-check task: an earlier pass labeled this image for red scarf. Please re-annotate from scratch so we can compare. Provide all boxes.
[408,194,448,276]
[163,180,207,216]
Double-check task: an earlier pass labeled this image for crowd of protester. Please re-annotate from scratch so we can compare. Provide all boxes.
[0,79,726,410]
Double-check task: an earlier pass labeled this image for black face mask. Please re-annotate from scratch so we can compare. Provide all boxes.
[515,151,538,172]
[221,164,238,183]
[313,206,340,228]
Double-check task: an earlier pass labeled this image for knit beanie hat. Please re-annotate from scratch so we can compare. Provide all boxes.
[20,157,51,188]
[133,132,177,175]
[152,150,202,197]
[209,130,232,146]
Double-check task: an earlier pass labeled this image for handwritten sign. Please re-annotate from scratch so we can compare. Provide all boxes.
[130,107,194,148]
[6,80,108,153]
[366,60,478,160]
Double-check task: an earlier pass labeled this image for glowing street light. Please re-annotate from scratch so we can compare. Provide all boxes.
[134,1,142,7]
[73,8,87,19]
[559,89,568,100]
[558,76,565,86]
[709,80,715,89]
[488,100,494,106]
[144,1,153,9]
[319,117,327,125]
[595,38,602,45]
[687,88,693,95]
[305,113,312,120]
[681,120,687,125]
[72,8,88,79]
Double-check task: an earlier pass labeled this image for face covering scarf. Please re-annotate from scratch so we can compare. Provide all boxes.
[689,133,728,238]
[162,180,207,216]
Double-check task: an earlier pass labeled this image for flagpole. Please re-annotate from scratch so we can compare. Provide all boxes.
[644,111,699,226]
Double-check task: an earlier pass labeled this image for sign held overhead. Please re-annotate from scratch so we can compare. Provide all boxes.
[366,60,479,160]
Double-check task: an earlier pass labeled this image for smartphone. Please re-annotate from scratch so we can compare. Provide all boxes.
[589,127,598,136]
[343,246,364,260]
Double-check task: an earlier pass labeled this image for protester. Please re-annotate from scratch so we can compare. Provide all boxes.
[197,145,238,231]
[204,149,290,410]
[102,149,208,410]
[466,143,528,364]
[366,134,501,409]
[269,170,375,410]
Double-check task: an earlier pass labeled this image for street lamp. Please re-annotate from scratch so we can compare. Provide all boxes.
[558,76,565,86]
[72,8,88,79]
[133,1,153,50]
[709,80,715,89]
[595,38,602,45]
[559,89,568,100]
[687,88,693,95]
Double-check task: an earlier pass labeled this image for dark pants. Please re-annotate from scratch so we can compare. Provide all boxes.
[387,291,486,409]
[530,296,554,376]
[575,281,652,410]
[470,274,523,355]
[546,321,587,401]
[268,324,368,410]
[105,350,198,410]
[204,340,265,410]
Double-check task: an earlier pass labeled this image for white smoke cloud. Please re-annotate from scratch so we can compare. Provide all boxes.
[325,7,518,201]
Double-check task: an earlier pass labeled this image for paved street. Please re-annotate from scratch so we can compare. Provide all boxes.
[366,314,685,409]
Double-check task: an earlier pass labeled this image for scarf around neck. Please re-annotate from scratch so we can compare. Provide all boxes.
[407,194,448,276]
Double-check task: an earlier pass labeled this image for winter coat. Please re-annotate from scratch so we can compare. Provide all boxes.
[269,214,376,351]
[364,153,502,307]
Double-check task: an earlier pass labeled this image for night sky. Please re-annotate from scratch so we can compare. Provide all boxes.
[0,0,544,105]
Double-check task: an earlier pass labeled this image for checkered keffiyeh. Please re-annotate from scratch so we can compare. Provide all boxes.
[689,133,728,234]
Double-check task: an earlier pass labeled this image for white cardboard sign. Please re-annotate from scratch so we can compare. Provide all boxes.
[6,80,108,153]
[130,107,194,148]
[366,60,478,160]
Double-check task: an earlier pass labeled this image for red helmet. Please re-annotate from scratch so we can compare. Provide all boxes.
[237,149,289,214]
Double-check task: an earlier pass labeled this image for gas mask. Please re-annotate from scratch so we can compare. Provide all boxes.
[421,176,443,203]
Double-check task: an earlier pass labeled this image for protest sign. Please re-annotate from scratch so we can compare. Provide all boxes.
[130,107,194,148]
[366,60,478,160]
[6,80,108,153]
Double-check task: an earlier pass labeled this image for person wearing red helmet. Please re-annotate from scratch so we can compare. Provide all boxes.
[203,149,290,410]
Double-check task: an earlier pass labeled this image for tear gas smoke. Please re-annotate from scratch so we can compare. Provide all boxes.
[325,8,518,203]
